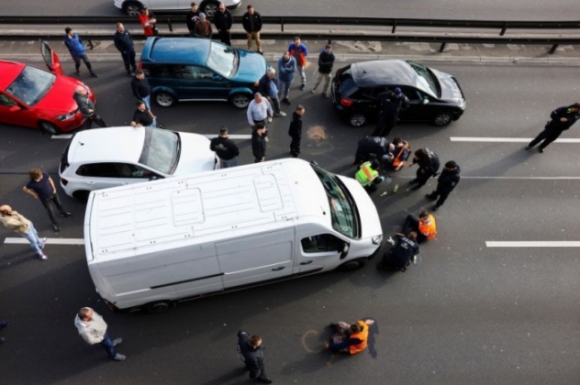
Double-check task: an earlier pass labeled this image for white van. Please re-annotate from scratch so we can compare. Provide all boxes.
[84,159,383,313]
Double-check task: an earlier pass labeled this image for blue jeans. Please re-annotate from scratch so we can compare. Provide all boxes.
[278,79,293,100]
[147,119,156,128]
[100,332,118,358]
[21,221,44,255]
[221,157,238,168]
[142,96,151,111]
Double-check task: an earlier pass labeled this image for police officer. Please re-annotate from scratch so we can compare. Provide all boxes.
[426,160,461,211]
[372,87,409,137]
[526,102,580,153]
[408,148,440,191]
[355,160,385,193]
[353,136,393,165]
[237,331,272,384]
[382,232,420,272]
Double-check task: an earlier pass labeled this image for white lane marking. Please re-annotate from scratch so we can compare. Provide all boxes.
[450,137,580,143]
[52,134,252,140]
[4,238,85,246]
[460,176,580,180]
[486,241,580,248]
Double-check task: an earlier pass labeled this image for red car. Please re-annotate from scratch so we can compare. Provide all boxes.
[0,41,95,135]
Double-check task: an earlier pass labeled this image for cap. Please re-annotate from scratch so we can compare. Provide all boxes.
[199,12,206,19]
[65,27,72,34]
[393,87,402,96]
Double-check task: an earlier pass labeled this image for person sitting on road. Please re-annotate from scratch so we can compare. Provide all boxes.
[381,231,420,272]
[325,319,375,355]
[355,160,385,193]
[353,136,393,165]
[402,210,436,244]
[383,137,411,171]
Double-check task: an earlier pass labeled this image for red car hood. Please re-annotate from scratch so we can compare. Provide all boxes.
[35,75,91,114]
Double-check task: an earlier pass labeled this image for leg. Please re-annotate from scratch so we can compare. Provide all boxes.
[255,32,262,52]
[312,72,322,92]
[92,114,107,127]
[246,33,253,50]
[278,81,288,102]
[21,227,43,255]
[322,73,332,94]
[414,170,431,188]
[40,198,59,227]
[223,31,231,46]
[527,129,549,148]
[49,193,69,216]
[120,52,130,72]
[402,214,419,234]
[271,98,281,115]
[100,332,118,359]
[538,131,562,151]
[80,54,93,72]
[142,95,151,111]
[299,66,306,87]
[435,191,450,207]
[380,117,396,137]
[72,56,81,74]
[129,49,137,71]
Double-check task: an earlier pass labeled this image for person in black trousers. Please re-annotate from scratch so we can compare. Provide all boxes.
[113,23,137,76]
[131,69,152,111]
[237,331,272,384]
[210,126,240,168]
[73,86,107,129]
[526,103,580,153]
[425,160,460,210]
[214,2,233,46]
[288,105,305,157]
[252,123,267,163]
[408,148,440,191]
[372,88,409,137]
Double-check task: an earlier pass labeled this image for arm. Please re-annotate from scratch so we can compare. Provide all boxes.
[247,104,255,127]
[48,176,57,194]
[265,99,273,117]
[113,35,122,52]
[23,186,39,199]
[328,338,363,351]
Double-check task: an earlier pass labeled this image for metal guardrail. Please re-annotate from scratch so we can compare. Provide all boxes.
[1,15,579,54]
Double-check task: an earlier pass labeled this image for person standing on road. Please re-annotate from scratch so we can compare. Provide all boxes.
[73,86,107,129]
[252,123,268,163]
[372,88,409,137]
[325,319,375,355]
[526,102,580,153]
[214,2,233,46]
[242,5,263,53]
[402,210,436,244]
[237,331,272,384]
[0,205,47,260]
[185,2,201,37]
[130,101,156,128]
[288,37,308,91]
[210,126,240,168]
[425,160,460,211]
[247,92,273,129]
[22,168,71,233]
[131,69,152,110]
[139,7,157,37]
[63,28,98,78]
[113,23,137,76]
[194,13,213,38]
[288,105,305,157]
[408,148,440,191]
[311,44,335,98]
[74,307,126,362]
[258,68,286,117]
[277,52,296,105]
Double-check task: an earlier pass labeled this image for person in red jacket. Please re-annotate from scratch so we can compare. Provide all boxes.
[139,7,157,37]
[288,36,308,91]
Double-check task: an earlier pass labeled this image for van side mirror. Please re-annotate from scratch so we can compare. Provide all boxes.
[423,99,429,105]
[148,175,158,181]
[339,243,350,259]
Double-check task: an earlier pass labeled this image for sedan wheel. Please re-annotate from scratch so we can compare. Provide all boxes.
[202,1,220,18]
[349,113,367,127]
[433,112,453,127]
[155,92,176,108]
[123,1,143,17]
[230,94,251,109]
[39,121,61,135]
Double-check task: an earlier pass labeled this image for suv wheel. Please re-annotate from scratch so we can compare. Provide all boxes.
[349,113,367,127]
[433,111,453,127]
[201,1,220,18]
[123,1,143,16]
[230,93,251,109]
[155,92,176,108]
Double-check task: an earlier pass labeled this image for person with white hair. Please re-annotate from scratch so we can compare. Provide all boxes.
[0,205,47,260]
[73,86,107,128]
[258,67,286,117]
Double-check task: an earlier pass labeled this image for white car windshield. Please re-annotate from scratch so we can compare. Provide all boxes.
[206,41,237,78]
[138,127,181,174]
[6,66,55,106]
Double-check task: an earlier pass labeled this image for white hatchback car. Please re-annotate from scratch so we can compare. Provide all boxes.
[114,0,242,17]
[59,126,219,200]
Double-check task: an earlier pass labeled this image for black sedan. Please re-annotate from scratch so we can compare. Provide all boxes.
[331,60,466,127]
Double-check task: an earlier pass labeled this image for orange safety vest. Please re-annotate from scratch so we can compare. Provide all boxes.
[419,214,437,240]
[392,142,410,168]
[348,321,369,355]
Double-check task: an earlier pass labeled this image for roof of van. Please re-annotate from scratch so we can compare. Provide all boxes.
[141,37,209,65]
[85,159,332,262]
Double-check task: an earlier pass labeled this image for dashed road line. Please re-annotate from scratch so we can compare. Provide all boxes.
[52,134,252,140]
[4,238,85,246]
[486,241,580,247]
[450,137,580,143]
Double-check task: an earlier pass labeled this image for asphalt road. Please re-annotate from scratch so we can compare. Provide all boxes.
[1,57,580,385]
[1,0,580,20]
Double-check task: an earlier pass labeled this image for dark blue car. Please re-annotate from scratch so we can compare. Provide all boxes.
[140,37,268,109]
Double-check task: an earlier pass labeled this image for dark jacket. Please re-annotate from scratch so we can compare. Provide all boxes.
[257,74,276,99]
[213,9,233,31]
[417,149,440,176]
[378,91,409,117]
[317,50,335,74]
[237,331,266,380]
[185,10,201,32]
[356,136,390,161]
[242,11,262,33]
[113,30,134,53]
[131,77,151,100]
[389,234,419,270]
[288,112,303,138]
[210,136,240,161]
[251,129,267,159]
[73,92,94,116]
[436,165,461,194]
[548,106,580,131]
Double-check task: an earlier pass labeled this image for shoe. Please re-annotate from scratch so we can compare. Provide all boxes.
[524,145,531,150]
[538,148,545,153]
[90,72,99,78]
[265,137,269,142]
[408,179,418,185]
[412,255,418,264]
[0,320,9,329]
[275,111,287,117]
[113,353,126,361]
[432,205,440,211]
[299,84,305,91]
[113,338,123,346]
[62,212,72,218]
[267,117,273,123]
[257,49,263,55]
[41,237,47,249]
[127,71,133,77]
[282,98,291,105]
[410,185,421,191]
[38,253,47,261]
[258,377,273,384]
[310,88,316,94]
[53,225,61,233]
[323,93,330,98]
[0,337,4,344]
[387,237,395,245]
[425,193,436,200]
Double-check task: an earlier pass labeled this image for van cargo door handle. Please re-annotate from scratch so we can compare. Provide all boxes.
[272,266,285,271]
[300,261,313,265]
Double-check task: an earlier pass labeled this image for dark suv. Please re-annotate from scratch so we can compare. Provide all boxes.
[331,60,466,127]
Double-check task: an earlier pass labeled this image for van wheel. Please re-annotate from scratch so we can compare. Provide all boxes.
[155,92,176,108]
[230,93,251,109]
[144,300,175,314]
[337,258,367,272]
[433,111,453,126]
[349,113,367,127]
[123,1,143,16]
[39,121,61,135]
[201,0,220,18]
[72,190,90,201]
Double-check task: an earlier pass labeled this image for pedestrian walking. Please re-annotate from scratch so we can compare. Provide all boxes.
[113,23,137,76]
[139,7,157,37]
[0,320,8,344]
[258,68,286,117]
[194,13,212,38]
[0,205,47,260]
[425,160,460,210]
[74,307,126,361]
[214,2,233,46]
[252,124,268,163]
[288,37,308,91]
[22,168,71,233]
[237,331,272,384]
[210,126,240,168]
[371,88,409,137]
[277,52,296,105]
[130,101,157,128]
[311,44,335,98]
[402,210,436,244]
[325,319,375,355]
[63,28,97,77]
[408,148,440,190]
[73,86,107,129]
[247,92,273,128]
[185,2,201,36]
[288,105,305,157]
[131,69,152,110]
[526,102,580,153]
[242,4,263,53]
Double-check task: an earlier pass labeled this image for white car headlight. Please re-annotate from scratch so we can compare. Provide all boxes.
[56,111,77,121]
[371,235,383,245]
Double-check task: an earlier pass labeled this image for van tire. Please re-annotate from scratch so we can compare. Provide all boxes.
[155,92,177,108]
[144,300,174,314]
[337,258,367,272]
[72,190,90,201]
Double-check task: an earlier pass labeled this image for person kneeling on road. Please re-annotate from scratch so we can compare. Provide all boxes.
[383,137,411,171]
[380,231,419,272]
[402,210,436,244]
[130,101,156,128]
[325,319,375,355]
[353,136,393,166]
[355,160,385,193]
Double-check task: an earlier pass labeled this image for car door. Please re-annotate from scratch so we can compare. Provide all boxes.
[398,86,432,121]
[74,162,159,191]
[189,65,230,100]
[147,0,182,11]
[0,92,33,127]
[39,40,63,75]
[295,233,348,273]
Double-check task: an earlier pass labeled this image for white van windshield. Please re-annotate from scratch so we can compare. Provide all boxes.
[310,164,359,239]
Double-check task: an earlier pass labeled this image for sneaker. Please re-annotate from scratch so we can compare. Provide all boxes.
[257,49,263,55]
[258,378,272,384]
[264,137,269,142]
[299,84,305,91]
[310,88,316,94]
[53,225,61,233]
[425,193,436,200]
[524,145,531,150]
[113,338,123,346]
[113,353,126,361]
[62,212,72,218]
[90,72,99,78]
[408,179,418,185]
[323,93,330,98]
[538,148,545,153]
[432,205,440,211]
[0,320,9,329]
[38,253,47,260]
[267,117,273,123]
[275,111,287,117]
[41,238,47,249]
[282,98,291,105]
[387,237,395,245]
[412,255,418,264]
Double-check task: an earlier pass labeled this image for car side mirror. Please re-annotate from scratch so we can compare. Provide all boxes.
[148,175,158,181]
[212,75,222,81]
[9,105,21,112]
[423,99,429,105]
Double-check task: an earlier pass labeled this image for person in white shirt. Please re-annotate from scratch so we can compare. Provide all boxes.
[74,307,126,361]
[247,92,273,128]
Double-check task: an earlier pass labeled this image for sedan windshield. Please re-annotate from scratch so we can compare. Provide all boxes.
[206,41,237,78]
[311,164,359,239]
[6,66,55,106]
[407,61,441,98]
[138,127,181,175]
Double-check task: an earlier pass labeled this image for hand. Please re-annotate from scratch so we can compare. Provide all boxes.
[561,117,569,122]
[89,109,94,113]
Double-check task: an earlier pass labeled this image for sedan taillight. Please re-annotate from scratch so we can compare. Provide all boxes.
[340,98,353,107]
